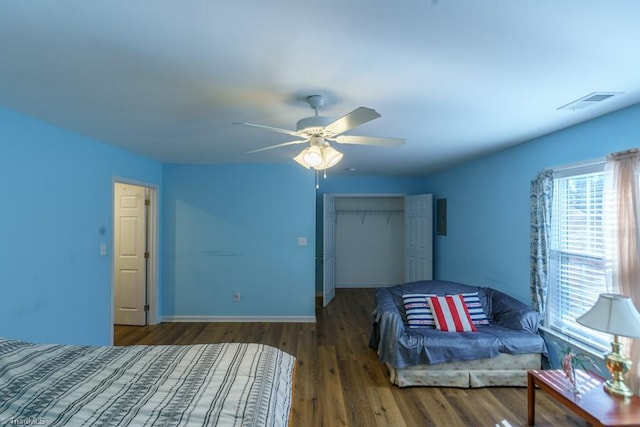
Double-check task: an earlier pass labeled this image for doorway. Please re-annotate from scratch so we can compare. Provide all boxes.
[335,196,405,287]
[321,193,433,306]
[112,181,158,329]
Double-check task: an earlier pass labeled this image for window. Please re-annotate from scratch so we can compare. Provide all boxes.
[547,164,610,351]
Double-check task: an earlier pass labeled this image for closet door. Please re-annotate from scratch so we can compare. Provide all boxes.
[323,194,336,306]
[404,194,433,282]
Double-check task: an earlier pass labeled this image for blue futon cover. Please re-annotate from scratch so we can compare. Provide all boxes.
[369,280,547,368]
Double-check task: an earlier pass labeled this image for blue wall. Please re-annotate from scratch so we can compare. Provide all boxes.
[162,164,316,319]
[0,107,162,345]
[425,104,640,303]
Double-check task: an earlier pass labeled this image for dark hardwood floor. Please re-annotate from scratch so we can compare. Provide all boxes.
[115,288,586,426]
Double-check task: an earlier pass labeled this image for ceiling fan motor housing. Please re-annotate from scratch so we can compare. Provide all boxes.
[296,116,334,136]
[309,136,327,146]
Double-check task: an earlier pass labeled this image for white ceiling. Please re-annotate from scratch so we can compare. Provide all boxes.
[1,1,639,176]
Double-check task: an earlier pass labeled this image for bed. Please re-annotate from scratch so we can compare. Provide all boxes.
[369,280,546,387]
[0,337,295,426]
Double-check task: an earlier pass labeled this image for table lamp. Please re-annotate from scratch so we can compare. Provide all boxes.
[576,293,640,397]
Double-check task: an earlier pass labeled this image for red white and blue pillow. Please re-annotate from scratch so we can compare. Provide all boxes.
[427,294,477,332]
[402,293,436,328]
[459,292,490,326]
[402,291,489,329]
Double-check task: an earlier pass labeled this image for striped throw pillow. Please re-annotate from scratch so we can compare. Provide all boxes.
[402,294,436,328]
[458,292,490,326]
[427,294,477,332]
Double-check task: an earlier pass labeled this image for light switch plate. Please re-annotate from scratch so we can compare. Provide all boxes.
[297,237,307,246]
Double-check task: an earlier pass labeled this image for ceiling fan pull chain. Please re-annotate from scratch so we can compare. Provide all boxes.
[315,170,319,189]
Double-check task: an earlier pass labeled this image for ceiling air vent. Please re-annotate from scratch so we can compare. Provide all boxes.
[557,92,623,111]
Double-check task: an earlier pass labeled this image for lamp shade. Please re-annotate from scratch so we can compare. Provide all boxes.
[302,146,323,167]
[576,293,640,339]
[316,145,343,170]
[293,150,311,169]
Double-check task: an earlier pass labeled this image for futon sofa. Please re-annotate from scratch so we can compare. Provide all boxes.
[369,280,546,387]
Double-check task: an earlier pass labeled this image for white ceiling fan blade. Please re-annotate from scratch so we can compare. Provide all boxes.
[246,139,308,153]
[233,122,301,137]
[334,135,405,146]
[323,107,381,135]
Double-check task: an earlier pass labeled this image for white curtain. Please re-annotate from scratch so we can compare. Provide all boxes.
[604,148,640,394]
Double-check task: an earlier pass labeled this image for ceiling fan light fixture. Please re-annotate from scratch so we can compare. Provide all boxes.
[321,145,343,169]
[293,150,311,169]
[293,144,343,170]
[302,145,323,167]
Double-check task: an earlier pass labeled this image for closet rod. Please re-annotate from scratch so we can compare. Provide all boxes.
[336,209,402,225]
[336,209,403,213]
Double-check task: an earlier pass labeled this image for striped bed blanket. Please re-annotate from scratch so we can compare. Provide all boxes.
[0,338,295,426]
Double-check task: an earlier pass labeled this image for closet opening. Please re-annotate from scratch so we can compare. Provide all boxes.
[318,193,433,304]
[335,195,405,288]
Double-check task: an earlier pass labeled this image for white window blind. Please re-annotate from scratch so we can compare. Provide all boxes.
[548,167,610,351]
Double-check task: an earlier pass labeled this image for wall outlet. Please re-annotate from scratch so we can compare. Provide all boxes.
[233,292,240,302]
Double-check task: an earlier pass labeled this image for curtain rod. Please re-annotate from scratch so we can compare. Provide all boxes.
[551,156,606,173]
[551,148,639,173]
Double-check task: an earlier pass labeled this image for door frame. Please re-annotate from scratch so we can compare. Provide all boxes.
[110,178,159,344]
[322,193,336,307]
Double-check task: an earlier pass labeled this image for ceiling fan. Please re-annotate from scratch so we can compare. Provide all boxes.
[234,95,405,170]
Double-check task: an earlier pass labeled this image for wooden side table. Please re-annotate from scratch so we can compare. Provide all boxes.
[528,369,640,426]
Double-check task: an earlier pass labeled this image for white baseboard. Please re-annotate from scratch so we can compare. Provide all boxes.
[336,284,392,288]
[161,315,316,323]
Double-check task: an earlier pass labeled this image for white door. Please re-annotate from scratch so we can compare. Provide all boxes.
[404,194,433,282]
[114,183,147,325]
[323,193,336,306]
